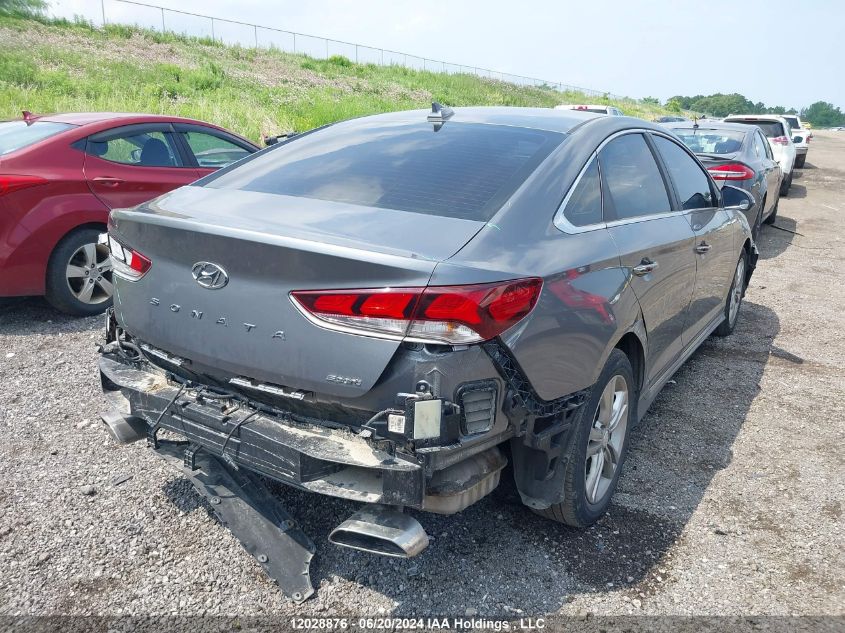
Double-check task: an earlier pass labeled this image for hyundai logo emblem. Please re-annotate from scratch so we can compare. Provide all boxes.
[191,262,229,290]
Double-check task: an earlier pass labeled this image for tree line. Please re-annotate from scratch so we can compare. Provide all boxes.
[644,92,845,128]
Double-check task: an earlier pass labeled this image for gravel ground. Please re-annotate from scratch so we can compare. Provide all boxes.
[0,133,843,620]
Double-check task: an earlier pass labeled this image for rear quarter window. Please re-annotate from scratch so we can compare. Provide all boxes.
[0,120,75,156]
[205,121,564,221]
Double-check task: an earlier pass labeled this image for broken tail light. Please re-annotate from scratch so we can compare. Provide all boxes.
[108,235,151,281]
[291,278,543,344]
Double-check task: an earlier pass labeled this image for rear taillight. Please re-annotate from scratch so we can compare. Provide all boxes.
[707,163,755,181]
[0,174,48,196]
[772,136,789,145]
[291,278,543,344]
[107,235,151,280]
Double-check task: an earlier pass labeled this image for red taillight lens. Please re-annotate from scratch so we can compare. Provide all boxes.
[0,174,48,196]
[707,163,755,181]
[772,136,789,145]
[108,235,151,280]
[291,278,543,344]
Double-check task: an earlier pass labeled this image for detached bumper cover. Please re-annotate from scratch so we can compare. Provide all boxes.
[99,353,425,507]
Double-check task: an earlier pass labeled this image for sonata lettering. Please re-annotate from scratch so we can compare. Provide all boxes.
[146,299,284,340]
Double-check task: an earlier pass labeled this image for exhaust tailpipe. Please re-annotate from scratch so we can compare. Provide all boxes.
[329,505,429,558]
[100,410,148,444]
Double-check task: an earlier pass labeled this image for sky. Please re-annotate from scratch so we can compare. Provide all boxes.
[48,0,845,110]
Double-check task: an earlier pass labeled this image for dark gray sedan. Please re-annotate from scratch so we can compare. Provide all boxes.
[97,106,757,597]
[663,120,783,236]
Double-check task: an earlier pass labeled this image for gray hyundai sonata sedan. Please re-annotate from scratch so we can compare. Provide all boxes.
[98,105,757,599]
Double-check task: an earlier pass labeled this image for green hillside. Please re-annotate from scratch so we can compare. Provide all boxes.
[0,15,680,142]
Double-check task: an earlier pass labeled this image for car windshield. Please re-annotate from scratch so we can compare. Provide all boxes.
[785,117,800,129]
[206,121,565,221]
[0,120,75,156]
[673,129,746,154]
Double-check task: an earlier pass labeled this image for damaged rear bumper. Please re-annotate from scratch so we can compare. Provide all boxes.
[100,353,428,506]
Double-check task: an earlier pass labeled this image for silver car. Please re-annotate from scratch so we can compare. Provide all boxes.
[97,106,757,599]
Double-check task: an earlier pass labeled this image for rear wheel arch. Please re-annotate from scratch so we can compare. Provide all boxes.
[614,331,645,398]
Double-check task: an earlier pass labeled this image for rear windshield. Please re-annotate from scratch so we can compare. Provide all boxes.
[673,129,746,154]
[728,119,784,138]
[206,121,564,221]
[0,120,75,156]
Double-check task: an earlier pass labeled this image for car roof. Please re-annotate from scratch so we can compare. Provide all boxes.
[343,106,610,135]
[663,120,755,134]
[724,114,789,123]
[34,112,220,127]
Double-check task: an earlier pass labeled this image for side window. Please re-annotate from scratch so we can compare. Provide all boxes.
[652,136,715,210]
[181,131,251,169]
[562,158,602,227]
[88,130,182,167]
[759,132,774,159]
[598,133,671,220]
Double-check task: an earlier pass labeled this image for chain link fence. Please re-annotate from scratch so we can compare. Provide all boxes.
[61,0,624,100]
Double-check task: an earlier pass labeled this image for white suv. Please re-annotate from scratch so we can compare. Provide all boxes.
[724,114,796,195]
[784,115,812,168]
[555,104,623,116]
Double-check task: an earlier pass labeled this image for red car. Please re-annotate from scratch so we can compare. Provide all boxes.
[0,112,259,315]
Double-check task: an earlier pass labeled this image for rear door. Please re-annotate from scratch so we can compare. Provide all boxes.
[599,132,697,386]
[651,134,735,342]
[83,123,198,209]
[173,124,256,178]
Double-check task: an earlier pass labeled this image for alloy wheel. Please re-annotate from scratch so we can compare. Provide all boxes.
[585,374,629,504]
[65,242,113,305]
[728,257,745,326]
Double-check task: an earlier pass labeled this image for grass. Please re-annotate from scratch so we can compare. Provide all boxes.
[0,14,682,143]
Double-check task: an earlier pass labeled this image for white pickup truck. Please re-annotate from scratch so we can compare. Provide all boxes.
[784,115,812,168]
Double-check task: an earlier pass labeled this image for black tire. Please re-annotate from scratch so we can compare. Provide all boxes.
[533,349,635,527]
[764,196,778,225]
[751,196,764,241]
[45,227,113,317]
[794,154,806,169]
[714,250,747,337]
[779,171,792,197]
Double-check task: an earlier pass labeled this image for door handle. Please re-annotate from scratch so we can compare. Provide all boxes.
[632,258,658,276]
[92,177,124,187]
[695,242,712,254]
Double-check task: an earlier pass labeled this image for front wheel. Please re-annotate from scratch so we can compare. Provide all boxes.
[533,349,634,527]
[45,228,114,317]
[714,251,747,337]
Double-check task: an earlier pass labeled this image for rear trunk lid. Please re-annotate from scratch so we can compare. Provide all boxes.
[110,186,484,397]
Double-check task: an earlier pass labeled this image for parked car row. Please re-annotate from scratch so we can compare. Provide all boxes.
[0,112,258,315]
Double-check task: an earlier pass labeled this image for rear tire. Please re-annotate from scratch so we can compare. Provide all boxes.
[714,250,747,337]
[764,197,779,225]
[751,196,764,241]
[533,349,634,527]
[794,154,806,168]
[45,228,113,317]
[779,171,792,197]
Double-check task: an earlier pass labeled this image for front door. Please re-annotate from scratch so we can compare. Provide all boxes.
[650,134,736,341]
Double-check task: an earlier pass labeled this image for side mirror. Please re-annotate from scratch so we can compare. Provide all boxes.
[722,185,754,212]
